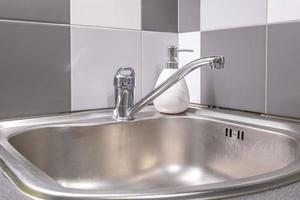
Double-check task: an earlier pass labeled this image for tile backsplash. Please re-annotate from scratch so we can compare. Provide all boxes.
[201,26,266,113]
[0,0,179,119]
[199,0,300,118]
[0,0,299,119]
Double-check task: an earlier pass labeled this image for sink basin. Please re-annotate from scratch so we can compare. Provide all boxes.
[1,106,300,199]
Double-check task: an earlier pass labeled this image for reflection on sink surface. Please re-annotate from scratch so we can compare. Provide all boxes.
[9,117,297,191]
[1,106,300,199]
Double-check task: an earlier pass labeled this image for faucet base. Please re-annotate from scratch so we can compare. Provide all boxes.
[113,108,134,121]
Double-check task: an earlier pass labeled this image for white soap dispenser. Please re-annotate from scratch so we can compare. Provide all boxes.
[153,46,193,114]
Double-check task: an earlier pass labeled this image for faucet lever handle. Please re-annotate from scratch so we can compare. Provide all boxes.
[114,67,135,88]
[116,67,135,76]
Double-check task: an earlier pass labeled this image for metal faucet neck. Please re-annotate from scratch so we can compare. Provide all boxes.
[113,56,225,120]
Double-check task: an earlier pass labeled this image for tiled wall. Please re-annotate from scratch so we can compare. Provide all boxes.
[0,0,178,119]
[180,0,300,118]
[178,0,201,103]
[1,0,300,119]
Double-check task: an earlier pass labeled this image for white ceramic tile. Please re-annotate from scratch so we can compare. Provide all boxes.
[201,0,267,31]
[71,0,141,30]
[179,32,201,103]
[268,0,300,24]
[71,27,141,111]
[141,31,178,97]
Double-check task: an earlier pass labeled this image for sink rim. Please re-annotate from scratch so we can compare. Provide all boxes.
[1,106,300,200]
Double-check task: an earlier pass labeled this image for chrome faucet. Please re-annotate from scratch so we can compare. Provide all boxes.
[113,54,225,121]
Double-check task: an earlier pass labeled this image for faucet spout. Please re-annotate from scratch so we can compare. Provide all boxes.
[113,56,224,120]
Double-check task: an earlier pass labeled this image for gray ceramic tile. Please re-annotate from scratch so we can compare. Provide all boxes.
[142,31,178,96]
[179,0,200,33]
[71,27,141,111]
[142,0,178,32]
[0,0,70,23]
[267,22,300,118]
[0,21,70,119]
[201,26,266,113]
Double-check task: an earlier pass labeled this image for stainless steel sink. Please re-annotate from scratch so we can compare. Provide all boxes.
[1,106,300,200]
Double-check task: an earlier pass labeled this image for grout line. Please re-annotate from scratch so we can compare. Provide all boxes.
[199,0,201,33]
[0,18,139,31]
[198,20,300,33]
[0,19,70,27]
[141,30,179,34]
[140,0,143,99]
[199,0,202,103]
[140,31,143,99]
[70,0,72,111]
[201,23,267,32]
[264,0,269,114]
[69,23,141,32]
[0,18,180,35]
[177,0,180,63]
[199,31,202,103]
[70,25,72,111]
[177,0,180,33]
[140,0,143,32]
[268,19,300,25]
[69,0,72,24]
